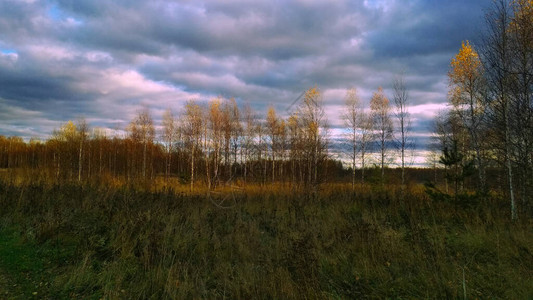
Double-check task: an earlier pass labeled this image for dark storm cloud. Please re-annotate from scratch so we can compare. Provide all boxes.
[49,0,372,63]
[367,0,486,57]
[0,0,488,165]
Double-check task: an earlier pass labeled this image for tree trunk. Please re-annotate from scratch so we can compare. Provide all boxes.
[190,146,195,192]
[352,142,356,191]
[78,139,83,182]
[361,146,365,187]
[272,154,275,183]
[142,141,147,179]
[381,135,385,183]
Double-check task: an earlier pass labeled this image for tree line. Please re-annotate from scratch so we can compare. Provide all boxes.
[0,0,531,220]
[0,83,413,190]
[431,0,532,219]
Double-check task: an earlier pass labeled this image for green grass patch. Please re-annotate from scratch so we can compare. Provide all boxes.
[0,228,55,299]
[0,227,95,299]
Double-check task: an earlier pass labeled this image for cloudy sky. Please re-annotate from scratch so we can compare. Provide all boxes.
[0,0,488,163]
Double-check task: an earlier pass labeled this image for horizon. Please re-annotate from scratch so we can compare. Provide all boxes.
[0,0,487,167]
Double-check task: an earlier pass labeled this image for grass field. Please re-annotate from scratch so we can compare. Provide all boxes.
[0,180,532,299]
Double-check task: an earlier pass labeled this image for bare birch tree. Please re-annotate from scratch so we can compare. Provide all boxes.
[184,100,204,192]
[161,108,176,182]
[228,98,242,179]
[481,0,517,219]
[509,0,533,208]
[359,108,373,186]
[76,118,88,182]
[343,88,361,190]
[242,103,256,184]
[393,75,412,190]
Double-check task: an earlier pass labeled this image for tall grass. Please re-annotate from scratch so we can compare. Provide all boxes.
[0,179,531,299]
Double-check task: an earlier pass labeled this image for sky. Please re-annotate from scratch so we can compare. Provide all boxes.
[0,0,488,166]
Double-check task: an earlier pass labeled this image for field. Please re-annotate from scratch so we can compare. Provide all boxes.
[0,178,531,299]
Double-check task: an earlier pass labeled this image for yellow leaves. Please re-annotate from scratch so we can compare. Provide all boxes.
[185,100,203,123]
[344,87,360,108]
[278,119,286,137]
[448,40,487,122]
[304,86,320,101]
[370,87,389,112]
[55,120,78,141]
[308,121,319,136]
[266,106,278,127]
[208,97,224,135]
[288,114,298,126]
[449,40,482,85]
[448,40,486,114]
[303,86,322,108]
[288,114,300,136]
[509,0,533,48]
[266,105,282,141]
[209,97,222,118]
[511,0,533,25]
[62,120,77,135]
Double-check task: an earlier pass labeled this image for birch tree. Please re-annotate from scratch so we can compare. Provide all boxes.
[481,0,517,219]
[370,87,393,183]
[228,98,242,179]
[161,108,176,181]
[288,113,302,186]
[242,103,256,184]
[266,105,279,183]
[449,40,487,192]
[359,108,373,186]
[129,108,155,179]
[299,86,328,187]
[509,0,533,206]
[278,118,287,181]
[184,100,204,192]
[208,97,224,187]
[342,88,361,190]
[393,75,412,190]
[76,118,88,182]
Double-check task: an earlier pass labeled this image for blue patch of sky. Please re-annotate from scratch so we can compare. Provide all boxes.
[1,49,17,55]
[47,4,63,21]
[363,0,386,10]
[46,4,83,25]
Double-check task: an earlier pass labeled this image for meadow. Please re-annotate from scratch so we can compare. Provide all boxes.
[0,175,531,299]
[1,0,533,298]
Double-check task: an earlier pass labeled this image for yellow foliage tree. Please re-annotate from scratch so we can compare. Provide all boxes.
[299,86,328,187]
[58,120,77,142]
[449,41,483,102]
[266,105,279,182]
[448,40,486,192]
[370,87,393,183]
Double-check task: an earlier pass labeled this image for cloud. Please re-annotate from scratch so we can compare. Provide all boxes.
[0,0,488,165]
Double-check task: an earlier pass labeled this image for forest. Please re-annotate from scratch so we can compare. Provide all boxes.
[0,0,532,298]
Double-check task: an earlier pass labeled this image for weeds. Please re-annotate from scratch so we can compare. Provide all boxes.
[0,179,531,299]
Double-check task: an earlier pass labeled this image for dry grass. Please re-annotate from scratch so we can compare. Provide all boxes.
[0,178,531,299]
